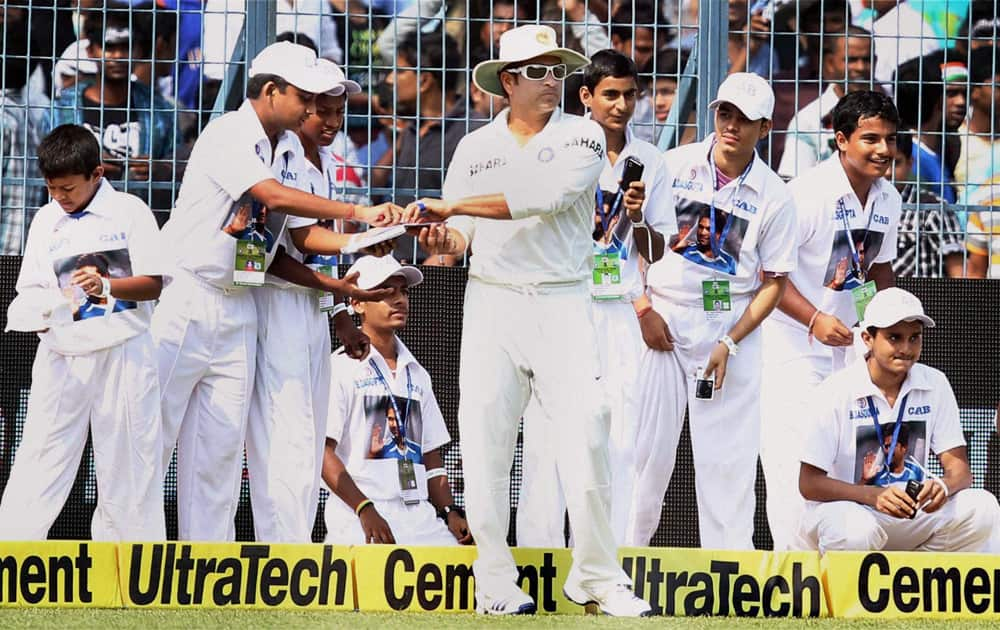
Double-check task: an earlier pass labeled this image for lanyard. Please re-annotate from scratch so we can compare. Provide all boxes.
[867,393,910,474]
[837,195,876,281]
[369,359,413,441]
[707,144,753,258]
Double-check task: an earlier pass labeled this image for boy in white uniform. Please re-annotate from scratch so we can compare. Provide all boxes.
[413,26,650,616]
[630,73,797,550]
[0,125,166,540]
[798,288,999,553]
[760,91,902,550]
[247,60,392,543]
[153,42,405,542]
[517,49,676,547]
[323,255,472,546]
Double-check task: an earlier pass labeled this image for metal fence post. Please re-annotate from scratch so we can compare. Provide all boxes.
[697,0,729,140]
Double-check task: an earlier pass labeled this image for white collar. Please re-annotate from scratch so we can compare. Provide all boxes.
[825,153,891,210]
[53,178,116,224]
[698,133,766,194]
[365,335,417,375]
[845,357,933,407]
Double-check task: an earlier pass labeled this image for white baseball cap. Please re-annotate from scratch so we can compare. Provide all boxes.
[55,39,98,78]
[346,255,424,291]
[709,72,775,121]
[249,41,336,95]
[315,59,362,96]
[862,288,936,330]
[472,25,590,98]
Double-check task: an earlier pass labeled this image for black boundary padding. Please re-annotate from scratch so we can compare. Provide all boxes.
[1,257,997,547]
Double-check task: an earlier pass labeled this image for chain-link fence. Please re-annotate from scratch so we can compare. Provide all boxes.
[3,1,995,272]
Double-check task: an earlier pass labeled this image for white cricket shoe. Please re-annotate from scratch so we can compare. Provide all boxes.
[474,587,537,615]
[563,580,652,617]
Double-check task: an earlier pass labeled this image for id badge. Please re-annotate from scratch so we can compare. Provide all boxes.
[397,459,421,505]
[851,280,878,322]
[233,238,265,286]
[308,262,338,312]
[702,280,731,313]
[592,251,624,300]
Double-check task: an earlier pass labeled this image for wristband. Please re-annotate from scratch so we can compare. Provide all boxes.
[331,303,349,317]
[426,467,447,480]
[807,310,822,346]
[636,305,653,319]
[99,277,112,298]
[354,498,373,516]
[630,210,647,228]
[437,504,465,522]
[348,204,357,220]
[719,335,739,355]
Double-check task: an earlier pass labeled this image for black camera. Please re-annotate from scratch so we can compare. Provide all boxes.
[905,480,923,519]
[695,377,715,400]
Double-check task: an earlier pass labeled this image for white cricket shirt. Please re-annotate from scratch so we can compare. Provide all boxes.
[15,179,168,355]
[160,99,286,290]
[591,123,678,301]
[326,337,451,501]
[645,133,798,305]
[443,107,606,286]
[767,155,902,361]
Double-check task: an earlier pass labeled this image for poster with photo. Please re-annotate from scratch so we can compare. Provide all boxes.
[823,228,886,291]
[362,394,424,464]
[668,199,750,275]
[53,248,137,321]
[853,417,927,487]
[220,192,286,254]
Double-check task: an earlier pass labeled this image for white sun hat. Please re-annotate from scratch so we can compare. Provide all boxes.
[316,59,362,96]
[249,41,336,95]
[472,25,590,98]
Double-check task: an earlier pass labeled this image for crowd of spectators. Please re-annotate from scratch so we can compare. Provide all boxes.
[1,0,998,275]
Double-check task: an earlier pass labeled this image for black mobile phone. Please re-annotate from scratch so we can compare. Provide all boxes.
[620,156,644,190]
[905,480,923,519]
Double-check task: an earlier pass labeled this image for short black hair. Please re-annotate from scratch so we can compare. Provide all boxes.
[582,49,638,92]
[653,47,688,76]
[247,74,290,98]
[895,127,913,157]
[276,31,318,54]
[894,55,943,128]
[831,90,900,141]
[969,46,1000,85]
[610,1,662,42]
[37,124,102,179]
[398,31,463,93]
[880,422,910,446]
[821,25,872,57]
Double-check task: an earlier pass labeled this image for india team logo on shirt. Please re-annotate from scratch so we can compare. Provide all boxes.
[668,199,750,276]
[52,248,138,321]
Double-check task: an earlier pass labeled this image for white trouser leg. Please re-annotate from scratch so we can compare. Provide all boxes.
[528,288,627,590]
[800,501,888,552]
[0,342,95,539]
[459,281,530,596]
[627,344,687,547]
[152,274,257,541]
[247,287,330,542]
[89,333,166,541]
[759,350,829,551]
[516,396,566,547]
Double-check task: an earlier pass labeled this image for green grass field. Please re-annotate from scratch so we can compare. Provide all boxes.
[0,611,997,629]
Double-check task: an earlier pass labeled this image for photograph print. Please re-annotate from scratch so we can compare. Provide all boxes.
[53,248,138,321]
[668,199,750,275]
[823,228,886,291]
[362,393,424,464]
[853,417,927,487]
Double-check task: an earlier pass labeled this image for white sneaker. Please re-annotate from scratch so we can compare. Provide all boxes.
[475,587,537,615]
[563,580,652,617]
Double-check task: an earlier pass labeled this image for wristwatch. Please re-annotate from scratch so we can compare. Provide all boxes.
[98,277,112,299]
[630,210,647,229]
[437,504,466,522]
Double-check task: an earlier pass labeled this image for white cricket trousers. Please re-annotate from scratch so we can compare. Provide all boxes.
[459,280,628,596]
[517,299,641,547]
[799,489,1000,553]
[629,294,761,549]
[325,497,457,546]
[247,286,331,542]
[152,271,257,541]
[0,333,165,540]
[759,323,833,551]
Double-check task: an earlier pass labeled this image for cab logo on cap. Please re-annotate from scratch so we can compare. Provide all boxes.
[536,30,553,45]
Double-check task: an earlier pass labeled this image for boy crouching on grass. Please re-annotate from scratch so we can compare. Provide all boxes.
[0,124,167,540]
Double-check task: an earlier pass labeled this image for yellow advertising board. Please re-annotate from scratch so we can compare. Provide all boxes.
[0,541,120,607]
[823,551,1000,618]
[618,547,827,617]
[352,545,582,613]
[118,543,354,609]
